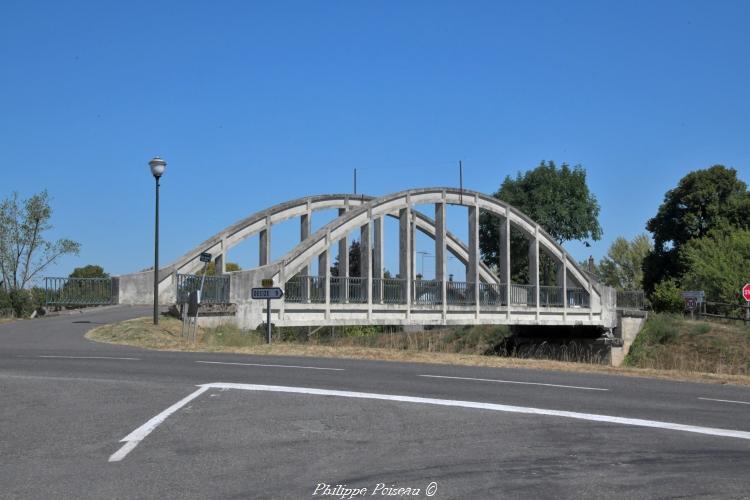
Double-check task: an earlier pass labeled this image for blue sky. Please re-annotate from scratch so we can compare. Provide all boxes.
[1,0,748,281]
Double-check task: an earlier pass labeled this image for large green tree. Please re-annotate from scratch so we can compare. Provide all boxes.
[479,161,602,283]
[0,190,80,291]
[69,264,109,279]
[597,234,652,290]
[679,229,750,305]
[643,165,750,292]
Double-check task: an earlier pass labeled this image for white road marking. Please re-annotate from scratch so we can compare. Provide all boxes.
[109,382,750,463]
[419,374,608,391]
[195,360,344,371]
[34,355,140,361]
[108,386,210,462]
[699,397,750,406]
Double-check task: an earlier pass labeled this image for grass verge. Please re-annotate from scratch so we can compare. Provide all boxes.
[86,316,750,386]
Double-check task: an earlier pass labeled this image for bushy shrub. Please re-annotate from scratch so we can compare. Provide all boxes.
[650,279,683,313]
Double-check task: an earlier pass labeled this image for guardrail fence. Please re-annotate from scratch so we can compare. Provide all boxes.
[176,274,230,304]
[44,277,115,306]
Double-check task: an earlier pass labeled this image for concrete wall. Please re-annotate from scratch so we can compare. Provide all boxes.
[610,310,648,366]
[117,270,176,305]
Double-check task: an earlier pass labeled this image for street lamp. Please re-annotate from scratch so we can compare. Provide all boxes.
[149,156,166,325]
[417,251,433,279]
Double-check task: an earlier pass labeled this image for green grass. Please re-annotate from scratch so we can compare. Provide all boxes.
[624,314,750,376]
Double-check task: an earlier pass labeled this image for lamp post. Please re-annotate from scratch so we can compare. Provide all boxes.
[149,156,166,325]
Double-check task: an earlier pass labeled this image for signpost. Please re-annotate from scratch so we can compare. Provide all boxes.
[252,286,284,343]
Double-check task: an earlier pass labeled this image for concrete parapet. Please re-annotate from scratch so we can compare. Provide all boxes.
[610,309,648,366]
[117,270,176,305]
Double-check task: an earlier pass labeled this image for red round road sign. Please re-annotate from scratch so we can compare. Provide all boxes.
[743,283,750,302]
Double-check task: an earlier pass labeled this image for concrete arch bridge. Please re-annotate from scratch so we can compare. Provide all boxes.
[117,188,617,331]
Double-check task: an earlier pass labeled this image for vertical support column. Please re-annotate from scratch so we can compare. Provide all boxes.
[338,208,349,303]
[259,216,271,266]
[372,216,383,303]
[300,212,311,274]
[435,201,447,320]
[468,200,480,315]
[322,234,331,319]
[411,214,417,279]
[361,217,372,319]
[529,225,540,319]
[399,203,411,315]
[214,238,227,275]
[301,212,312,302]
[504,213,511,318]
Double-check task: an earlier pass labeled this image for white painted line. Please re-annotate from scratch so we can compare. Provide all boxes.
[34,355,140,361]
[110,382,750,463]
[419,374,608,391]
[108,386,210,462]
[699,397,750,406]
[195,360,344,371]
[204,383,750,441]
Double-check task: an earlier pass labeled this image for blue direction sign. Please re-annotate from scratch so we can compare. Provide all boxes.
[252,287,284,300]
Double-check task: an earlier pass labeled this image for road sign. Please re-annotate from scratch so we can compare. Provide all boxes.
[681,290,705,303]
[261,278,274,287]
[252,287,284,300]
[199,252,212,263]
[743,283,750,302]
[685,297,697,311]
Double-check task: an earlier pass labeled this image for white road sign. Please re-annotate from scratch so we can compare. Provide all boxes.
[251,287,284,300]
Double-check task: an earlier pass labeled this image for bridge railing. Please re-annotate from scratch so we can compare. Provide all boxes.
[374,278,407,304]
[510,284,535,306]
[479,283,507,306]
[413,280,442,305]
[283,277,592,310]
[616,290,645,310]
[567,287,590,308]
[176,274,230,304]
[445,281,475,306]
[540,286,564,307]
[44,277,114,306]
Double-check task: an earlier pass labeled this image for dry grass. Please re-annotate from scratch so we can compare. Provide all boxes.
[625,315,750,377]
[86,316,750,386]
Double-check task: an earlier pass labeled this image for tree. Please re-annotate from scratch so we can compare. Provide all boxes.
[331,241,361,277]
[597,234,652,290]
[69,265,109,279]
[479,161,602,283]
[204,261,241,275]
[679,229,750,305]
[0,190,80,292]
[643,165,750,292]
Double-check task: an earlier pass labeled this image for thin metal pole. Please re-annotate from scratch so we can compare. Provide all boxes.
[153,176,160,325]
[266,298,272,343]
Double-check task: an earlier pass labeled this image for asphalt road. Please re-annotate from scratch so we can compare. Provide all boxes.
[1,306,749,499]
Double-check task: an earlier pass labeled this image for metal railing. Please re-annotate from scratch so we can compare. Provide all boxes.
[616,290,645,310]
[285,275,326,303]
[347,277,368,303]
[479,283,506,306]
[413,280,442,305]
[45,277,114,306]
[284,276,593,311]
[373,278,407,304]
[567,287,590,308]
[510,284,536,306]
[176,274,230,304]
[539,286,564,307]
[446,281,475,306]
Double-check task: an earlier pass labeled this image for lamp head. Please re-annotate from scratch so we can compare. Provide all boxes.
[149,156,166,178]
